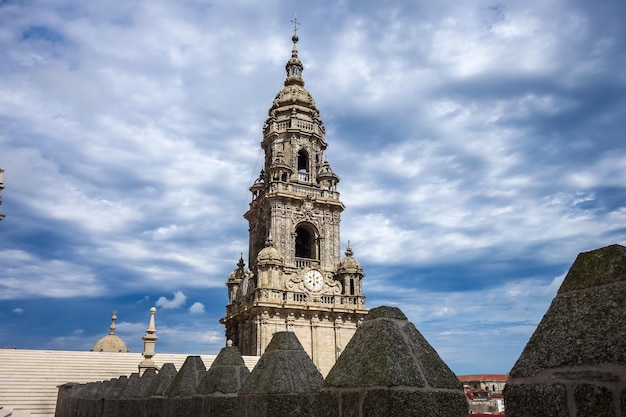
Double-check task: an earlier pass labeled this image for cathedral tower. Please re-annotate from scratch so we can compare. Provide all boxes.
[220,30,367,376]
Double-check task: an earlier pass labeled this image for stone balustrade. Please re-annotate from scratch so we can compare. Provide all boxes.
[265,118,320,135]
[294,257,319,268]
[225,289,365,317]
[251,181,341,202]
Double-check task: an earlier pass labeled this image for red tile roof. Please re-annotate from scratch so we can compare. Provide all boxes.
[458,374,508,382]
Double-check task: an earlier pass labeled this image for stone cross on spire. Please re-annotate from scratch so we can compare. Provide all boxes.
[291,13,300,37]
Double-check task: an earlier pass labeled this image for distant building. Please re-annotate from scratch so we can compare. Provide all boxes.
[459,374,508,414]
[459,374,508,393]
[220,30,367,377]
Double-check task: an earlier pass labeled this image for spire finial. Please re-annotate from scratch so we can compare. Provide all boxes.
[285,14,304,86]
[139,307,159,374]
[147,307,156,332]
[109,310,117,335]
[345,241,354,258]
[291,13,300,40]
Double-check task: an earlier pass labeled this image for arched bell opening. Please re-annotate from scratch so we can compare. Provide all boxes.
[251,224,267,267]
[294,223,319,267]
[297,149,309,181]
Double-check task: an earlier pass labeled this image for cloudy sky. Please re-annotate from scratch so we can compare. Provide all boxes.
[1,0,624,375]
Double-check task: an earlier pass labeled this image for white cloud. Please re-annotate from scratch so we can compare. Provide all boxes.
[116,321,149,336]
[189,302,205,315]
[0,250,106,300]
[12,308,24,314]
[1,0,625,374]
[45,333,95,352]
[155,291,187,309]
[365,270,569,373]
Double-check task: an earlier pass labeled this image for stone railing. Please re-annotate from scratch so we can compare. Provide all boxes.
[268,181,340,200]
[225,289,364,317]
[297,171,310,182]
[251,180,341,203]
[294,257,319,268]
[272,181,338,199]
[265,117,320,135]
[252,181,339,200]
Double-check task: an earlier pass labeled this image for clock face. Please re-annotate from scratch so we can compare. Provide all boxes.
[304,270,324,292]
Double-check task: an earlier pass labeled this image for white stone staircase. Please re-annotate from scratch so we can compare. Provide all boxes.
[0,349,259,417]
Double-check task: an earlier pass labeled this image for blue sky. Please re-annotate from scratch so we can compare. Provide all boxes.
[1,0,625,375]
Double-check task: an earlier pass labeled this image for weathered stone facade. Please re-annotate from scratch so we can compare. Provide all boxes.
[318,306,468,417]
[220,33,367,376]
[505,244,626,417]
[55,306,467,417]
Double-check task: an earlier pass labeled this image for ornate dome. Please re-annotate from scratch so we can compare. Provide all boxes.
[257,238,283,266]
[318,159,340,181]
[269,84,319,114]
[263,34,325,138]
[228,255,246,282]
[91,312,129,353]
[337,243,364,275]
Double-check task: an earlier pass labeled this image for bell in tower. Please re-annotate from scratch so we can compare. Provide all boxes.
[220,25,367,376]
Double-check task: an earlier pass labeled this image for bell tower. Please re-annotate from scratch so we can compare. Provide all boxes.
[220,29,367,376]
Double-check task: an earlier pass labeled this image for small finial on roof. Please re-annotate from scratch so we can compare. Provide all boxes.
[139,306,159,374]
[147,307,157,332]
[227,340,233,347]
[109,310,117,335]
[345,241,354,257]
